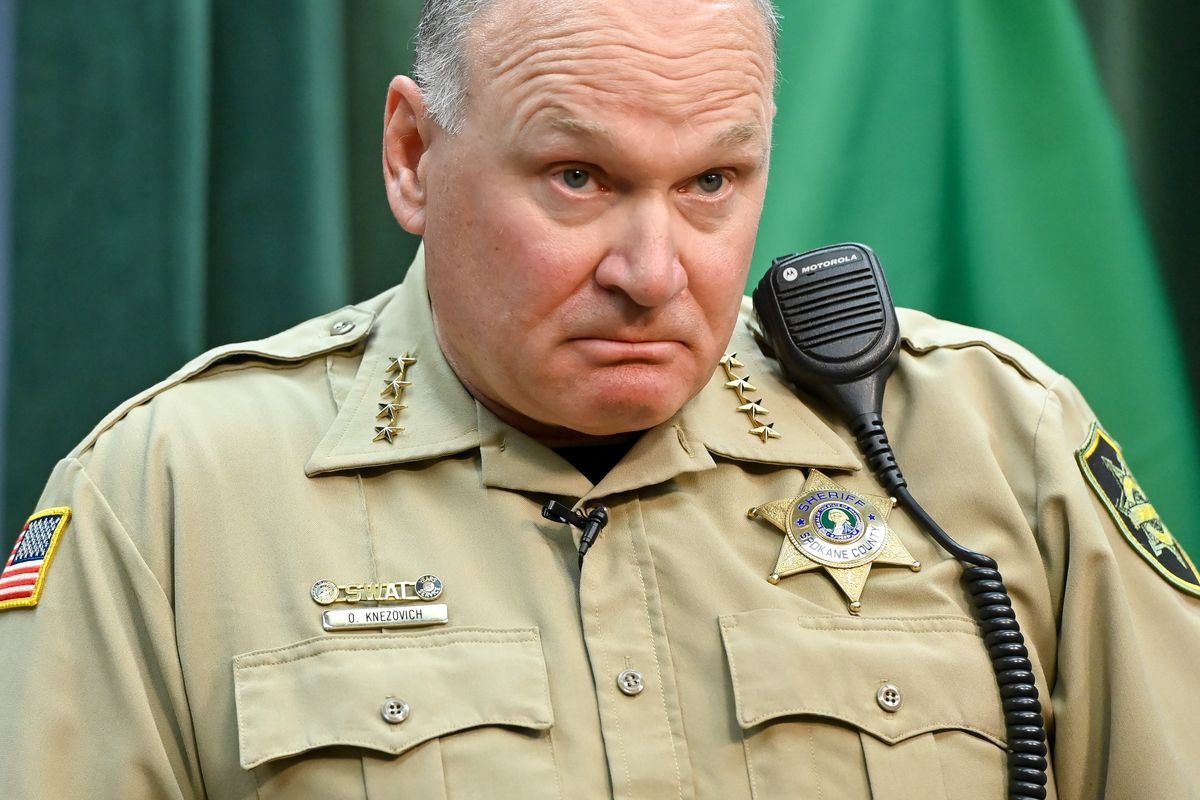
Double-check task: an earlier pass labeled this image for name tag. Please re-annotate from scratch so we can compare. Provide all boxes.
[322,603,449,631]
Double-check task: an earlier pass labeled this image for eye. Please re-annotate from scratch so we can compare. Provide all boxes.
[560,169,592,190]
[696,172,726,194]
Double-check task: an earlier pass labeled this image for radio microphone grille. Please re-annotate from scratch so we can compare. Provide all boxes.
[776,261,886,357]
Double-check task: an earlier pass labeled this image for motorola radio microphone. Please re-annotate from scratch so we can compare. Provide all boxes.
[753,243,1049,800]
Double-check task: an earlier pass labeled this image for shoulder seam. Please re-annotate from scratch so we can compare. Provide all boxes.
[1029,375,1063,607]
[69,305,376,458]
[69,457,173,607]
[899,337,1055,388]
[897,308,1063,390]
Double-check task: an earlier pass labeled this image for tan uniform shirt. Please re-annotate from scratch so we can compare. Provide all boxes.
[1,250,1198,799]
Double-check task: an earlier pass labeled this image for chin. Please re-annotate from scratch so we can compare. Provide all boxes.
[561,382,693,435]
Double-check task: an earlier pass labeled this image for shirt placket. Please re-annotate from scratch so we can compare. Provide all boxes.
[576,495,694,800]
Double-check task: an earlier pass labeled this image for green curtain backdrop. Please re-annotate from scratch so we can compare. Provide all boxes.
[4,1,1197,557]
[5,1,422,543]
[751,0,1198,550]
[1076,0,1200,420]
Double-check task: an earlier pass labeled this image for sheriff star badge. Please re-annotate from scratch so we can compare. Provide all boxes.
[748,469,920,614]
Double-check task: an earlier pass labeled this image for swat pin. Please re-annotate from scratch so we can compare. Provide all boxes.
[311,574,448,630]
[310,575,444,605]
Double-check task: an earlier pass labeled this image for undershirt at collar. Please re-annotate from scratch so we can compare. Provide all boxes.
[553,436,641,485]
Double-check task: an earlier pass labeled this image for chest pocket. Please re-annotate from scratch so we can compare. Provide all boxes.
[233,627,560,800]
[720,610,1012,800]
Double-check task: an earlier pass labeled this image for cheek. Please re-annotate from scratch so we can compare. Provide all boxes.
[472,197,608,316]
[686,233,757,325]
[695,270,750,350]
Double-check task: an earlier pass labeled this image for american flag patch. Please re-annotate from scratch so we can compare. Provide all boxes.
[0,507,71,611]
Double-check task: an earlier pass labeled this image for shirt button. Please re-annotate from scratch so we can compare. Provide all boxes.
[381,697,410,724]
[876,683,902,712]
[616,669,644,696]
[330,319,356,335]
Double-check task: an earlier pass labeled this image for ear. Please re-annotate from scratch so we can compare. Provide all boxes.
[383,76,434,235]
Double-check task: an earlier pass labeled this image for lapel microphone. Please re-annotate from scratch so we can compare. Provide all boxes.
[542,500,610,569]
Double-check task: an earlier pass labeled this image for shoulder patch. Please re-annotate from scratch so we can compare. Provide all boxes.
[1077,424,1200,597]
[0,508,72,611]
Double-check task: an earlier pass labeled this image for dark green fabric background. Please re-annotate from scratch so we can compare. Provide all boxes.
[5,1,423,547]
[4,1,1198,559]
[750,1,1200,551]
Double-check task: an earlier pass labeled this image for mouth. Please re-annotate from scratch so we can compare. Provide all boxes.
[569,337,685,364]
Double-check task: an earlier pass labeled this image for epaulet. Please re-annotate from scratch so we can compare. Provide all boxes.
[69,304,377,458]
[896,307,1062,389]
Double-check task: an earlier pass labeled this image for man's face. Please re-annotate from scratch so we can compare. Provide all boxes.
[403,0,774,440]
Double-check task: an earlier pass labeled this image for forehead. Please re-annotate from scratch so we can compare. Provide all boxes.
[465,0,774,132]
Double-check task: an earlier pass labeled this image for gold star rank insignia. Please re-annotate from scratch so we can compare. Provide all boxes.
[749,422,781,442]
[724,375,757,402]
[373,424,404,443]
[386,354,418,374]
[383,377,412,398]
[737,399,768,416]
[718,352,782,443]
[748,469,920,614]
[377,402,407,420]
[719,353,745,371]
[372,353,417,444]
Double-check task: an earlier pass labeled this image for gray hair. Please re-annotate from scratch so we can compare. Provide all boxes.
[413,0,781,134]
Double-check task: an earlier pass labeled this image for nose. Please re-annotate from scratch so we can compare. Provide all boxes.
[594,197,688,308]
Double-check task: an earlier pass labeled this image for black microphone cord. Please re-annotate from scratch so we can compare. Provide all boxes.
[852,414,1049,800]
[753,243,1049,800]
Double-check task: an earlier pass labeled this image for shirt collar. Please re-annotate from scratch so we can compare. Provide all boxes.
[306,255,860,491]
[675,298,861,476]
[306,247,481,476]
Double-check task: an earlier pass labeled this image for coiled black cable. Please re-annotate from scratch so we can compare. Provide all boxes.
[853,413,1049,800]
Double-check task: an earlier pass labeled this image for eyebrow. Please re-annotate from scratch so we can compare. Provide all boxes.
[545,116,612,139]
[542,117,766,147]
[530,115,768,169]
[714,121,768,148]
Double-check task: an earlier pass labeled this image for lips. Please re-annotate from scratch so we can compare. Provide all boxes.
[566,335,681,364]
[569,337,684,363]
[562,305,698,363]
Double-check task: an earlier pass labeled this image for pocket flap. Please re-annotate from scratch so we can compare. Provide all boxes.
[719,610,1006,746]
[233,627,553,768]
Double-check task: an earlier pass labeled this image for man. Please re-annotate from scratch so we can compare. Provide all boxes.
[1,0,1198,797]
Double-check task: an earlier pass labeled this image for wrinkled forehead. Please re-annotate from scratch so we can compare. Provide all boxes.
[469,0,775,55]
[464,0,775,116]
